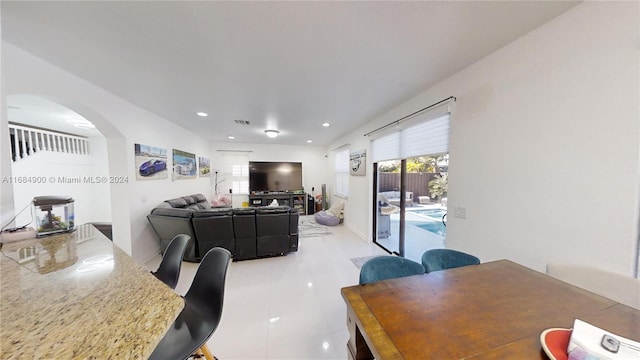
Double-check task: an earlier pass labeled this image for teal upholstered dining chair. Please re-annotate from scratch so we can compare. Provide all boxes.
[421,248,480,273]
[359,255,425,284]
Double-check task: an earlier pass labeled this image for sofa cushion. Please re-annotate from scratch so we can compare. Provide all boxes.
[150,207,193,218]
[196,202,211,209]
[256,206,290,214]
[192,208,233,218]
[327,201,344,218]
[165,198,188,208]
[182,196,196,205]
[233,208,256,215]
[191,194,207,203]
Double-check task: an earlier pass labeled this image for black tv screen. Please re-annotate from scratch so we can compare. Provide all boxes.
[249,161,303,192]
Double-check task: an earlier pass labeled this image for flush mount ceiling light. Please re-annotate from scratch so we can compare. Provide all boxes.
[227,136,235,140]
[306,140,312,143]
[322,122,330,127]
[264,130,279,138]
[196,112,208,117]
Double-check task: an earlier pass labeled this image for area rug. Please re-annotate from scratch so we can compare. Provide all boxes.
[350,256,379,269]
[298,215,332,238]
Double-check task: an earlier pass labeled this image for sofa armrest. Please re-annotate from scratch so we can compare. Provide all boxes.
[150,207,193,218]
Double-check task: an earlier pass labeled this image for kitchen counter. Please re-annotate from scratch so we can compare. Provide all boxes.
[0,224,183,359]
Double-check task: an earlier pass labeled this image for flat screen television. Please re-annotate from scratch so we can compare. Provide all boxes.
[249,161,303,193]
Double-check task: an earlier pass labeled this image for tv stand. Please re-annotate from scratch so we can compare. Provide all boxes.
[249,193,308,215]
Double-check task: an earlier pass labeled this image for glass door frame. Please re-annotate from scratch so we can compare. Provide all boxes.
[372,159,409,257]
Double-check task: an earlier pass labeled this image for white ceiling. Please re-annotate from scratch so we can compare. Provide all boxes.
[1,1,578,146]
[7,95,102,138]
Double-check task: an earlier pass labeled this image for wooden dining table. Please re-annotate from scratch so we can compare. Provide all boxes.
[0,224,184,359]
[341,259,640,360]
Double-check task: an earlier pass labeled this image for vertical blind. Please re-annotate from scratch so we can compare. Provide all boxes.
[372,114,450,162]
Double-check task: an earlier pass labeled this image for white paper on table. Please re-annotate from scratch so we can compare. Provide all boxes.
[567,319,640,360]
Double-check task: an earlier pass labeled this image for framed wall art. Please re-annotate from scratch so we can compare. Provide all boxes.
[172,149,197,180]
[350,149,366,176]
[134,143,168,180]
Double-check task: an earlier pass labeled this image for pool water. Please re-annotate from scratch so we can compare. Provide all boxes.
[408,208,447,236]
[410,208,446,220]
[415,222,446,235]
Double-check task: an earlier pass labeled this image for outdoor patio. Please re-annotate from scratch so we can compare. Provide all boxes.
[376,203,447,263]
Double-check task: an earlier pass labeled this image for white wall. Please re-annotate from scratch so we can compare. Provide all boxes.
[324,136,372,241]
[10,144,111,228]
[0,10,16,228]
[2,43,214,261]
[88,136,113,222]
[209,141,328,206]
[330,2,640,276]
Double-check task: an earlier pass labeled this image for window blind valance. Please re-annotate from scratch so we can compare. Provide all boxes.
[371,114,450,162]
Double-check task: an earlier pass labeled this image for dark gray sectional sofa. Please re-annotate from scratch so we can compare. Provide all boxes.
[147,194,299,262]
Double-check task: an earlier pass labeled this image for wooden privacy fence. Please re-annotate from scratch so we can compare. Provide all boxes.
[378,172,442,201]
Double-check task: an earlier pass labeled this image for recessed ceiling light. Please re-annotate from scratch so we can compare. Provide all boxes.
[196,112,208,117]
[306,140,312,143]
[322,122,330,127]
[227,136,235,140]
[264,130,279,138]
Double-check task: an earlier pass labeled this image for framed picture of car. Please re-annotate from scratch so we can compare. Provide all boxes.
[199,157,211,177]
[135,143,168,180]
[172,149,197,180]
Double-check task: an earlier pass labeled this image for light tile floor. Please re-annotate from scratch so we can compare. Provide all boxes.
[145,222,387,359]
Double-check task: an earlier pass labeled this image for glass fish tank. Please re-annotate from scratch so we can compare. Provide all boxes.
[33,196,75,237]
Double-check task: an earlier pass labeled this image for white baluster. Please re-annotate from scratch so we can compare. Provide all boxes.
[12,127,19,162]
[20,129,27,159]
[34,131,41,151]
[27,130,33,155]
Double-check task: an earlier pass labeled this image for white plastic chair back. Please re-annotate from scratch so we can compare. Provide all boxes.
[546,263,640,310]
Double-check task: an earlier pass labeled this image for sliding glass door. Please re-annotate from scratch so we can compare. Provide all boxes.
[374,159,403,255]
[370,104,452,262]
[374,155,448,262]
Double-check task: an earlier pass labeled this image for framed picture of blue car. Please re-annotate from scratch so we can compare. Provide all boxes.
[139,159,167,176]
[135,143,168,180]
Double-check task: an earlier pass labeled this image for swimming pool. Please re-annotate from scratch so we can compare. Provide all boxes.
[407,208,447,236]
[410,208,446,220]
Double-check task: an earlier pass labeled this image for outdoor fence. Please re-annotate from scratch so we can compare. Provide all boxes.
[378,172,443,202]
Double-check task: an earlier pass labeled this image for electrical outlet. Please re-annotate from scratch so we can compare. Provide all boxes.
[454,207,467,219]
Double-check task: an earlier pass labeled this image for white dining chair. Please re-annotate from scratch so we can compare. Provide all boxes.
[546,263,640,310]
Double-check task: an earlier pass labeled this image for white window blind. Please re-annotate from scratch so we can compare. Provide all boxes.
[371,132,400,163]
[371,114,450,162]
[400,115,450,158]
[222,154,249,194]
[334,148,350,197]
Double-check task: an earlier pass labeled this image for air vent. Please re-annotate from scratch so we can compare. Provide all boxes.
[234,119,250,126]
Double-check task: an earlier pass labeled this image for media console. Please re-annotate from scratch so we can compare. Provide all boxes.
[249,192,309,215]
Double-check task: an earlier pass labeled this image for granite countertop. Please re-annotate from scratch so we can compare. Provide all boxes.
[0,224,184,359]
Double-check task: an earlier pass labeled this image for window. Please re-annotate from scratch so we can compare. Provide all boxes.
[222,153,249,194]
[334,148,350,197]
